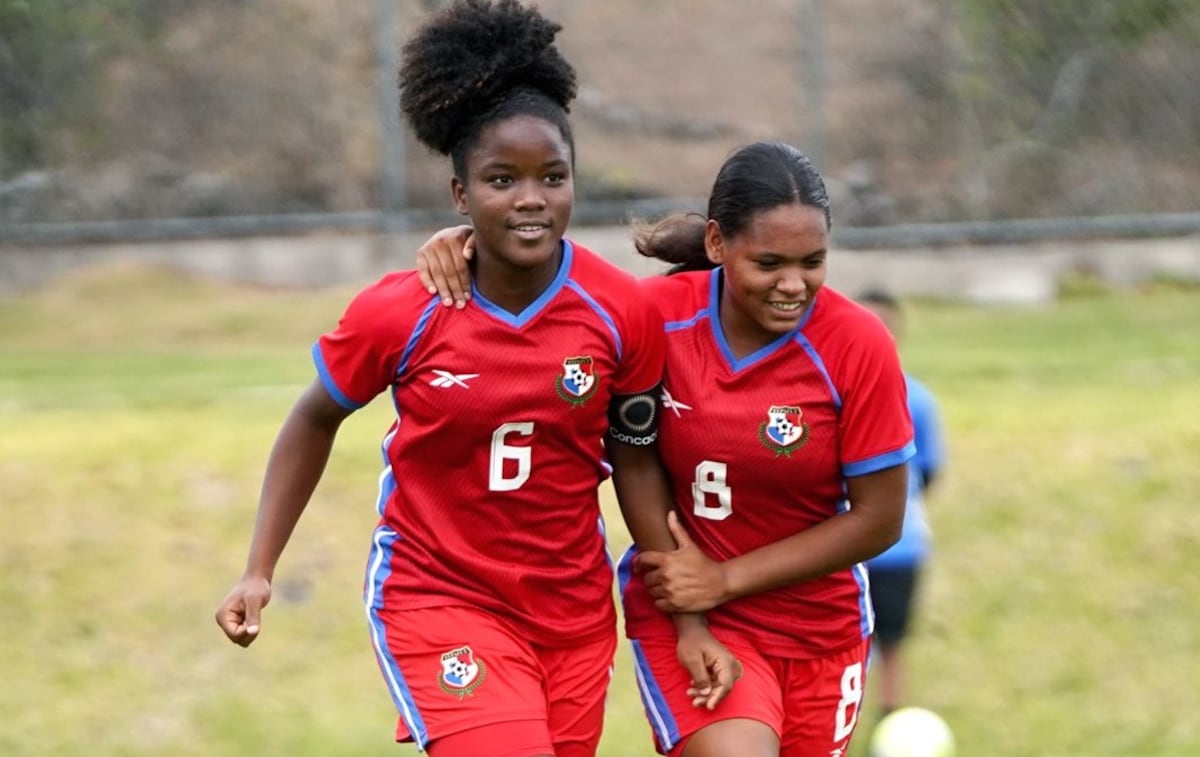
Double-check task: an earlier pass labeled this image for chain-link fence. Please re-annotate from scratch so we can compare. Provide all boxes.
[2,0,1199,244]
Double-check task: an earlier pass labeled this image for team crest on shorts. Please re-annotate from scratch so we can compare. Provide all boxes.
[437,646,487,699]
[758,404,810,456]
[555,355,599,407]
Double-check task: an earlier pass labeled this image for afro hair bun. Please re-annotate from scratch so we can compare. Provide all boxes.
[399,0,578,155]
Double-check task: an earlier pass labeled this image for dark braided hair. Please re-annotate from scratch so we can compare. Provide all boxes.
[634,142,832,274]
[399,0,578,178]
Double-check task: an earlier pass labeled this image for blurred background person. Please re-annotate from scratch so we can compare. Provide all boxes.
[857,289,945,720]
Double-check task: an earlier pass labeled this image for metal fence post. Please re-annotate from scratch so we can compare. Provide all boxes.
[374,0,407,230]
[800,0,827,170]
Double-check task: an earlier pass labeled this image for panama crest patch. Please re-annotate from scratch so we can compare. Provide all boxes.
[758,404,811,456]
[437,646,487,699]
[555,355,599,407]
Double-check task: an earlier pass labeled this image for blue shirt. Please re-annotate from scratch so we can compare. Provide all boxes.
[867,374,943,568]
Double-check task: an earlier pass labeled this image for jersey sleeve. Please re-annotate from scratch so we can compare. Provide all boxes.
[312,271,427,410]
[838,318,915,477]
[609,288,667,396]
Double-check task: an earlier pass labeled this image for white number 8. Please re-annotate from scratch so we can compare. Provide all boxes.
[833,661,863,742]
[692,460,732,520]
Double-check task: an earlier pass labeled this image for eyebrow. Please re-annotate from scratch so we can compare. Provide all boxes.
[479,158,570,172]
[754,248,827,258]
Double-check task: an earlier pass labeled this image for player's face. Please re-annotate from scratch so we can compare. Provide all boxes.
[452,114,574,281]
[706,202,828,343]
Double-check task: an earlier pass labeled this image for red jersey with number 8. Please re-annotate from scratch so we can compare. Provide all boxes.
[621,270,914,658]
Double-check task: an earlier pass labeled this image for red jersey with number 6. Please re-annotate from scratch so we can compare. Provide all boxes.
[314,240,666,647]
[620,269,914,658]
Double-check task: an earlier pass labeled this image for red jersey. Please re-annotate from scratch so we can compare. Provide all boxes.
[621,270,914,658]
[315,240,666,647]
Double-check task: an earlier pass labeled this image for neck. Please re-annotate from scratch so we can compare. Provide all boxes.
[474,244,563,315]
[720,309,776,361]
[717,271,790,360]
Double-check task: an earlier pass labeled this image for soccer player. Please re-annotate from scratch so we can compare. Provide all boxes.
[213,2,734,755]
[415,141,915,757]
[857,289,945,720]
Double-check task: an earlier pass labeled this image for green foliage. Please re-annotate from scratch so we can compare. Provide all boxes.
[1108,0,1192,43]
[1,263,1198,756]
[958,0,1190,118]
[0,0,173,174]
[954,0,1200,217]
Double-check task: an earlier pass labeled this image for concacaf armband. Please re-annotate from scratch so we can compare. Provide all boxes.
[607,384,660,446]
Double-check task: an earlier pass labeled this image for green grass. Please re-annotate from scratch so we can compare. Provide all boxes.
[2,261,1198,756]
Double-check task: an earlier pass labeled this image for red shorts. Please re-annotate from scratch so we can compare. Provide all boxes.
[631,631,870,757]
[370,604,616,757]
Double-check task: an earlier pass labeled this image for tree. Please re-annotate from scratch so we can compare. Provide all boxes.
[955,0,1200,217]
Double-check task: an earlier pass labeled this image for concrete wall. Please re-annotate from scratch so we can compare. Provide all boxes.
[3,227,1199,303]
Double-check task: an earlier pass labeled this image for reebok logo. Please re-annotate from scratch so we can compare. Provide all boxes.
[661,387,692,416]
[429,370,479,389]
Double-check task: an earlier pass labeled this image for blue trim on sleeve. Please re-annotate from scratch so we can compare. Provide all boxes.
[566,278,623,361]
[843,439,917,478]
[664,309,709,332]
[311,341,365,410]
[793,332,842,409]
[395,296,441,378]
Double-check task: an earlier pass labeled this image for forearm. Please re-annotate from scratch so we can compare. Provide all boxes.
[608,445,713,632]
[722,504,901,602]
[671,610,710,634]
[243,396,344,579]
[608,442,679,553]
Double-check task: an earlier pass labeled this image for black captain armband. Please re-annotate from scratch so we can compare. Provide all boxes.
[607,384,661,446]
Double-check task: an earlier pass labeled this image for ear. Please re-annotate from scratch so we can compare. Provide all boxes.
[704,219,725,265]
[451,176,469,216]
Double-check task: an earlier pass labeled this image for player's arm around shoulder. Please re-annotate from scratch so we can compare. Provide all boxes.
[604,279,670,546]
[413,225,476,308]
[634,271,700,322]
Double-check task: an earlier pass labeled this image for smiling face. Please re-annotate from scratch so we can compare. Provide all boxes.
[451,113,574,293]
[706,202,829,353]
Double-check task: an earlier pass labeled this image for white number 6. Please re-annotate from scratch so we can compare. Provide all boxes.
[489,422,534,491]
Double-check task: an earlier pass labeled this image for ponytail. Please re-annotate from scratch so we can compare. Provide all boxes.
[632,212,717,275]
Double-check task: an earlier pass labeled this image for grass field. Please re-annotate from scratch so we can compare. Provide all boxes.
[2,261,1198,756]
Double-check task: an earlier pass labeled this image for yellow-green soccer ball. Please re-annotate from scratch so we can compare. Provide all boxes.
[868,707,955,757]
